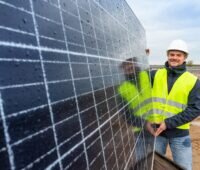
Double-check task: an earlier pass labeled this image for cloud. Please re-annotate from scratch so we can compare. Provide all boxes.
[126,0,200,64]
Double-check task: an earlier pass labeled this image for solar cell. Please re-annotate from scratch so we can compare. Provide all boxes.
[0,0,154,169]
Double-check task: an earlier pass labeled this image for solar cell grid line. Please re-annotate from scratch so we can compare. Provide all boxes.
[7,110,79,168]
[10,125,52,148]
[120,2,147,168]
[0,92,15,170]
[75,0,108,169]
[98,8,111,58]
[81,114,98,136]
[124,130,144,170]
[131,67,153,169]
[0,0,152,169]
[0,0,31,15]
[33,0,61,22]
[21,147,57,170]
[41,0,58,8]
[5,93,75,120]
[117,78,140,168]
[93,0,127,40]
[93,61,121,170]
[60,4,78,19]
[0,25,35,37]
[11,136,57,168]
[104,148,115,167]
[39,35,66,44]
[99,140,116,167]
[64,151,85,170]
[111,121,124,153]
[121,125,132,151]
[121,104,138,159]
[35,14,62,27]
[86,136,103,167]
[90,99,137,166]
[132,79,148,170]
[29,0,63,169]
[117,101,134,165]
[143,130,151,169]
[0,58,40,63]
[108,61,128,166]
[95,65,120,169]
[105,15,128,164]
[113,56,134,159]
[4,81,123,122]
[123,6,140,58]
[94,0,138,48]
[57,0,90,169]
[141,131,149,169]
[35,10,100,46]
[0,81,44,91]
[46,83,137,170]
[87,1,120,168]
[0,0,137,58]
[115,90,134,163]
[88,1,119,169]
[0,38,147,64]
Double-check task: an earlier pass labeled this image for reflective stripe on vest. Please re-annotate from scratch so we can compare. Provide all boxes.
[118,71,152,120]
[152,68,197,129]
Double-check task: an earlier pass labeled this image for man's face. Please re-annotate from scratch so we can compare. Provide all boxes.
[123,63,135,75]
[167,50,186,67]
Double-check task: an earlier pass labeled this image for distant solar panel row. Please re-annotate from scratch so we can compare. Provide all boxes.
[0,0,153,169]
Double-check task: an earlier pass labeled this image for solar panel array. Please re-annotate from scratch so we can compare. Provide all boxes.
[0,0,154,169]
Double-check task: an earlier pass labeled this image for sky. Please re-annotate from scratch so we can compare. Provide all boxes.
[126,0,200,65]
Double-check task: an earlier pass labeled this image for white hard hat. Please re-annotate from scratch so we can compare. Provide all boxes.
[167,39,189,55]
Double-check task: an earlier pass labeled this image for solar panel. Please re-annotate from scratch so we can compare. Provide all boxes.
[0,0,154,169]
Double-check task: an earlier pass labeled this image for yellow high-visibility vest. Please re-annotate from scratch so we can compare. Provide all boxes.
[118,71,152,132]
[118,71,152,119]
[151,68,197,129]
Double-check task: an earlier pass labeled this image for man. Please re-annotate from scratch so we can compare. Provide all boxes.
[118,58,154,164]
[147,39,200,170]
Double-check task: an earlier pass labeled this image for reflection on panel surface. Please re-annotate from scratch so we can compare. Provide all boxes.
[0,0,154,169]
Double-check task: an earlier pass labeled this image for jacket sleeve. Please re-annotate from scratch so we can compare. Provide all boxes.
[165,79,200,129]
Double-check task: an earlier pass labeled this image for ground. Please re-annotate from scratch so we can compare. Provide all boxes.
[166,118,200,170]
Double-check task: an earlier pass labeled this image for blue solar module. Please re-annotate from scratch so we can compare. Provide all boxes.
[0,0,154,169]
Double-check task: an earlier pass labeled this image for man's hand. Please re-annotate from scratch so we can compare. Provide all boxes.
[155,122,167,136]
[145,121,167,137]
[145,122,156,136]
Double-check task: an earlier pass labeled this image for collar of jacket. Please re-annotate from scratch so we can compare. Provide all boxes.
[165,61,186,75]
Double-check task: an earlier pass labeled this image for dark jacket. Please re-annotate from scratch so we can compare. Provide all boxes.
[151,62,200,137]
